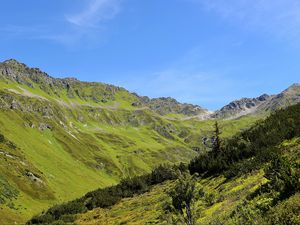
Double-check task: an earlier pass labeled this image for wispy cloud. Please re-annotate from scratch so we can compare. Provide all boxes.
[66,0,122,27]
[0,0,123,47]
[190,0,300,44]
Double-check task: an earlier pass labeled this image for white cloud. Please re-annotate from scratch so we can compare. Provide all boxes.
[0,0,123,47]
[190,0,300,44]
[66,0,122,27]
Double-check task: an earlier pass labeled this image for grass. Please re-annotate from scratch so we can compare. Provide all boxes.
[74,170,267,225]
[76,182,170,225]
[0,75,261,224]
[74,138,300,225]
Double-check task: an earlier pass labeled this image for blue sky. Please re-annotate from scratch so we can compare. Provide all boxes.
[0,0,300,110]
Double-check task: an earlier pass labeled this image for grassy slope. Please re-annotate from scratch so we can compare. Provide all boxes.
[0,76,260,224]
[76,138,300,225]
[75,171,267,224]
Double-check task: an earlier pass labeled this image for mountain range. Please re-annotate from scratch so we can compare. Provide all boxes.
[0,59,299,224]
[1,59,299,119]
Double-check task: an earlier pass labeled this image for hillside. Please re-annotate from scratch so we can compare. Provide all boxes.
[0,59,261,224]
[0,59,208,117]
[30,102,300,225]
[0,59,299,224]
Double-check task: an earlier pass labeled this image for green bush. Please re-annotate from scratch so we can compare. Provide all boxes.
[0,133,4,142]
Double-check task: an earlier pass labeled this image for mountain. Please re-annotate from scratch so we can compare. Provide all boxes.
[212,94,271,119]
[212,83,300,119]
[0,59,225,224]
[28,102,300,225]
[0,59,209,117]
[133,95,209,116]
[0,59,200,224]
[260,83,300,111]
[0,59,299,224]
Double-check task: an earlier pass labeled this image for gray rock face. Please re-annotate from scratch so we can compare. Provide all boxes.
[212,94,271,119]
[260,83,300,112]
[39,123,52,131]
[212,83,300,119]
[133,95,209,116]
[25,171,43,183]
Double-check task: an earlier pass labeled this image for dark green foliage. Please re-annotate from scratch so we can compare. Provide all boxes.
[0,176,19,204]
[212,121,222,152]
[262,194,300,225]
[263,155,300,200]
[28,200,86,224]
[204,193,215,207]
[27,164,183,224]
[0,133,4,142]
[229,155,300,224]
[150,164,179,184]
[189,103,300,177]
[84,187,121,210]
[168,172,197,225]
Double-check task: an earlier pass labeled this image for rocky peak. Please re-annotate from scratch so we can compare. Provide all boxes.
[3,58,25,66]
[282,83,300,94]
[212,83,300,119]
[257,94,270,101]
[134,95,208,116]
[288,83,300,88]
[260,83,300,112]
[212,94,271,119]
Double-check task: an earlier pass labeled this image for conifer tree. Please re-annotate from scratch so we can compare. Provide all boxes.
[212,121,222,152]
[168,172,197,225]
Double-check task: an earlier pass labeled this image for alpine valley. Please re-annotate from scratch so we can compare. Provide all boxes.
[0,59,300,225]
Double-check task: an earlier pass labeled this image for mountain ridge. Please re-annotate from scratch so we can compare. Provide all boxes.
[2,59,300,120]
[0,59,209,117]
[0,59,299,224]
[212,83,300,119]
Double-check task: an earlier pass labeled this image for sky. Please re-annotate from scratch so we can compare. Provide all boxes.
[0,0,300,110]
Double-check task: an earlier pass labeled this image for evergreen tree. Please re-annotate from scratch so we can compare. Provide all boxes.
[168,172,197,225]
[212,121,222,152]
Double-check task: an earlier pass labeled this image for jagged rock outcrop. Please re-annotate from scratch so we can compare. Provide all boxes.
[212,83,300,119]
[260,83,300,112]
[132,95,209,116]
[212,94,271,118]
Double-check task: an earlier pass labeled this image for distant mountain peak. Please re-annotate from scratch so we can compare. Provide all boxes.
[283,83,300,93]
[3,58,21,64]
[3,58,27,68]
[289,83,300,88]
[212,83,300,119]
[212,94,271,119]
